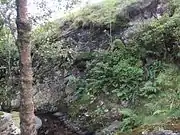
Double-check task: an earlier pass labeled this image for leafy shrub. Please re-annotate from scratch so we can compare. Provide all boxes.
[133,14,180,61]
[76,45,144,102]
[156,65,180,92]
[139,81,159,99]
[0,26,18,107]
[119,108,142,132]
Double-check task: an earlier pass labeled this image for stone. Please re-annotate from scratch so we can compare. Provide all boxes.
[53,112,64,117]
[0,111,42,135]
[96,120,120,135]
[11,98,20,110]
[11,111,42,130]
[35,116,42,130]
[119,0,169,42]
[0,112,20,135]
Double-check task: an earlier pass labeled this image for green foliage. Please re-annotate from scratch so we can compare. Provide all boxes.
[0,0,8,4]
[169,0,180,15]
[112,38,125,50]
[0,26,18,106]
[65,0,135,29]
[156,65,180,92]
[32,22,59,46]
[75,45,144,103]
[139,81,159,99]
[134,14,180,61]
[118,108,141,132]
[119,64,180,133]
[32,22,76,71]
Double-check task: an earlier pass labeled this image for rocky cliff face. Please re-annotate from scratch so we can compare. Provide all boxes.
[9,0,169,114]
[33,0,169,112]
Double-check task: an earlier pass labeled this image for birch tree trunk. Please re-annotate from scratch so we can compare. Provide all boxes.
[15,0,36,134]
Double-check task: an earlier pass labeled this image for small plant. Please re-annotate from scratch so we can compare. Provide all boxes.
[140,81,159,99]
[112,39,125,51]
[119,108,142,132]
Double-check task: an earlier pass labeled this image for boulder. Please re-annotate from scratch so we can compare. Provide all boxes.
[9,0,170,114]
[11,111,42,130]
[0,111,42,135]
[0,112,20,135]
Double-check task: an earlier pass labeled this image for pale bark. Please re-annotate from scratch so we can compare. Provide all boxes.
[16,0,36,134]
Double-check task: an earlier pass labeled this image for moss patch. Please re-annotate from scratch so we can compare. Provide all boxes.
[0,111,4,119]
[64,0,135,29]
[11,111,20,128]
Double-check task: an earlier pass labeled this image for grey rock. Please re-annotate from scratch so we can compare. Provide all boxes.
[120,0,169,42]
[96,120,120,135]
[0,112,20,135]
[53,112,64,117]
[35,116,42,130]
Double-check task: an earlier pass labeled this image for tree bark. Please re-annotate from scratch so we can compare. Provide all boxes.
[15,0,36,134]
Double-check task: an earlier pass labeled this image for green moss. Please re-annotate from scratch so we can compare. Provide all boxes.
[133,10,180,61]
[0,111,4,116]
[112,39,125,50]
[0,111,4,119]
[65,0,135,29]
[11,111,20,128]
[75,52,94,62]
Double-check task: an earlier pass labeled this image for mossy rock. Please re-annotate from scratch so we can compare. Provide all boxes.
[73,52,94,70]
[112,39,125,51]
[62,0,135,30]
[0,111,4,119]
[11,111,20,128]
[75,52,94,61]
[0,111,4,115]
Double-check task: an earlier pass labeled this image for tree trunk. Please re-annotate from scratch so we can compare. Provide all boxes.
[16,0,36,135]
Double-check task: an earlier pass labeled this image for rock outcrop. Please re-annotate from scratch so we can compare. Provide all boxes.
[120,0,169,42]
[10,0,169,114]
[0,112,20,135]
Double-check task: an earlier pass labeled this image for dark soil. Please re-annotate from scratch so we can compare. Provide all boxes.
[37,114,78,135]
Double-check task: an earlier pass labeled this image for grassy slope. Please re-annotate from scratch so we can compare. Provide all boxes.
[65,0,136,27]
